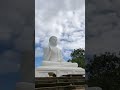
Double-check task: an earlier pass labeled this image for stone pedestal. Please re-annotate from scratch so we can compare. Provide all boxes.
[35,66,85,77]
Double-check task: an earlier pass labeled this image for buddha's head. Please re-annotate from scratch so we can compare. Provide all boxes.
[49,36,57,47]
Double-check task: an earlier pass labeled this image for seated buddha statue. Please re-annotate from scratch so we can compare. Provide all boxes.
[42,36,78,67]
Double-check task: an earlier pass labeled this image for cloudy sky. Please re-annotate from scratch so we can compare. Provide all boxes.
[86,0,120,57]
[35,0,85,67]
[0,0,34,89]
[0,0,34,74]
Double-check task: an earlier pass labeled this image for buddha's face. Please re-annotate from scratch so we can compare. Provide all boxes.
[49,36,57,47]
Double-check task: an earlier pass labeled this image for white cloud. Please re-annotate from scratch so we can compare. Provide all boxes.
[35,0,85,59]
[62,50,72,60]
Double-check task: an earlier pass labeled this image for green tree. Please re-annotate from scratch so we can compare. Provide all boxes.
[86,52,120,90]
[68,48,85,68]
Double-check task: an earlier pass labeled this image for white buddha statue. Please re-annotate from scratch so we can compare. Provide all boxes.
[42,36,78,67]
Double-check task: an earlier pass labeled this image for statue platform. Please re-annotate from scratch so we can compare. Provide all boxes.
[35,64,85,77]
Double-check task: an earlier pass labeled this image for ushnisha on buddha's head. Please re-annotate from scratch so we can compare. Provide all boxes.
[49,36,57,47]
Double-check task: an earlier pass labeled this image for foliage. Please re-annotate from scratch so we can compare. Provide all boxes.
[68,48,85,68]
[86,52,120,90]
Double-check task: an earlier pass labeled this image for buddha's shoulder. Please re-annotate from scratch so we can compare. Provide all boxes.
[43,46,62,51]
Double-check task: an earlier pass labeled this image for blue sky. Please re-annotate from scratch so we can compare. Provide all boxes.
[35,0,85,68]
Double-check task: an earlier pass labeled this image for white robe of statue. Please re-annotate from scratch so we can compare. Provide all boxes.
[42,36,78,67]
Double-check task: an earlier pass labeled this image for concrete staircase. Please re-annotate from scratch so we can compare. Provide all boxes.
[35,74,85,90]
